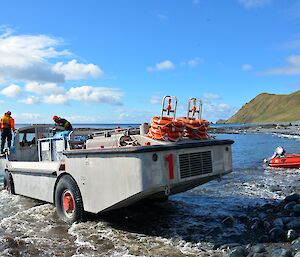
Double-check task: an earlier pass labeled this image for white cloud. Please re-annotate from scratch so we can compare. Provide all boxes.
[14,112,42,123]
[147,60,175,72]
[0,25,14,38]
[203,103,237,122]
[157,13,168,22]
[19,84,124,106]
[150,95,161,104]
[0,28,104,85]
[239,0,271,9]
[116,108,154,123]
[52,59,103,80]
[281,38,300,50]
[0,31,67,83]
[242,64,253,71]
[67,86,123,105]
[156,60,175,70]
[148,58,202,72]
[43,94,68,105]
[19,96,39,105]
[65,115,98,123]
[260,55,300,75]
[25,82,65,95]
[203,92,221,100]
[283,1,300,19]
[187,57,202,67]
[181,57,202,68]
[0,84,21,97]
[0,77,6,85]
[197,94,236,121]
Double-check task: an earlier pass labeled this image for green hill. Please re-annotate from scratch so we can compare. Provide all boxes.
[226,90,300,124]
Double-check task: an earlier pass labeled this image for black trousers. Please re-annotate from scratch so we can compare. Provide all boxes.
[1,128,12,153]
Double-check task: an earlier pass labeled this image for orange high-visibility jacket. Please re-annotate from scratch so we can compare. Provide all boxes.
[0,114,16,131]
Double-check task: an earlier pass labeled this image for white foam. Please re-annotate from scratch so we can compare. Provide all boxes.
[68,222,97,250]
[277,133,300,140]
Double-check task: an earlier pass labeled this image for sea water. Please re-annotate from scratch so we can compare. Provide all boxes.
[0,132,299,256]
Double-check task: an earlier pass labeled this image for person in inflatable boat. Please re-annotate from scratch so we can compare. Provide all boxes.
[271,146,286,158]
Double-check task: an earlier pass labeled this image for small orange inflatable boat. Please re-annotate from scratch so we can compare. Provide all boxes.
[265,146,300,168]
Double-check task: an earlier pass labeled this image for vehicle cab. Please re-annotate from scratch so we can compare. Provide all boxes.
[9,124,65,162]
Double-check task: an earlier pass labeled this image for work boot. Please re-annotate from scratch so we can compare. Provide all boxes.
[1,142,5,155]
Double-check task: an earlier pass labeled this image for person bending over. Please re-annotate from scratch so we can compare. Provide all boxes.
[52,116,73,131]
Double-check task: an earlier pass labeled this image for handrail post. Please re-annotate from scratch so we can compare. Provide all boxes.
[160,96,178,119]
[187,97,202,119]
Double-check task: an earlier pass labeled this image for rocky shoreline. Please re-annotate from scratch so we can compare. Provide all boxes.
[208,123,300,257]
[210,123,300,137]
[219,193,300,257]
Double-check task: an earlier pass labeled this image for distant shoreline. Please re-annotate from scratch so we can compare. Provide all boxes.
[210,122,300,137]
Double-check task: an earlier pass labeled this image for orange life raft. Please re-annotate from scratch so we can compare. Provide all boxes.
[268,154,300,168]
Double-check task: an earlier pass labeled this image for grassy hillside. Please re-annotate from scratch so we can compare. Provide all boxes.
[226,90,300,124]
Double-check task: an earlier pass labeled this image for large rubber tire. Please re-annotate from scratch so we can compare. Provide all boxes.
[3,171,15,194]
[54,175,84,223]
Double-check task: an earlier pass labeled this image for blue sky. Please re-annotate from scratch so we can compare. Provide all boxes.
[0,0,300,124]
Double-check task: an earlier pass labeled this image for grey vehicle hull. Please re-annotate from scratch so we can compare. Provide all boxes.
[0,125,233,218]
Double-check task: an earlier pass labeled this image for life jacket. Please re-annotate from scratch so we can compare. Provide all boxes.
[1,114,13,129]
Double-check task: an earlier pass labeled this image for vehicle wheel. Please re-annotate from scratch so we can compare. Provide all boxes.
[3,171,15,194]
[55,175,84,223]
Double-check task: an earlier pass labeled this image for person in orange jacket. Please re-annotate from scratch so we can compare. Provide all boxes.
[0,111,16,154]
